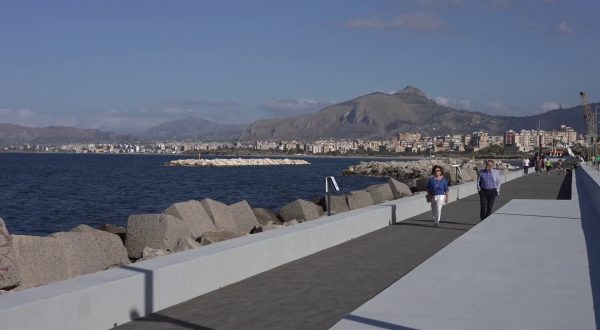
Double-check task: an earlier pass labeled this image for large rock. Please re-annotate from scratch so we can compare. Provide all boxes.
[228,200,260,233]
[346,190,375,210]
[365,183,394,204]
[51,225,130,276]
[278,199,323,222]
[12,235,69,288]
[98,223,127,243]
[316,195,350,214]
[198,230,247,246]
[387,178,413,199]
[12,225,130,289]
[458,167,477,182]
[252,208,282,225]
[164,200,216,238]
[125,214,193,259]
[0,218,20,290]
[200,198,238,232]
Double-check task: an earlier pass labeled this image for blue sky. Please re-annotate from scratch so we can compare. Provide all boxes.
[1,0,599,132]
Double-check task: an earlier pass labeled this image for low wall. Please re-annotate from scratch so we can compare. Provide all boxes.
[575,164,600,217]
[0,169,526,330]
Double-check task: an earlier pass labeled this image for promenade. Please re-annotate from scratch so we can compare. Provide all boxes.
[117,171,571,330]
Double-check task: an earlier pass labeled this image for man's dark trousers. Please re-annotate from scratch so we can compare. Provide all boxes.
[479,189,498,220]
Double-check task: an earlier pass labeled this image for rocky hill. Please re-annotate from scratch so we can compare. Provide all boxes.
[144,117,247,141]
[239,86,594,141]
[0,124,124,146]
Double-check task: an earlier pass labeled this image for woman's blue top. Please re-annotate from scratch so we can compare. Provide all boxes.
[427,177,449,196]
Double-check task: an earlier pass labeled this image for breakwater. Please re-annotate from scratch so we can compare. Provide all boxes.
[165,157,310,167]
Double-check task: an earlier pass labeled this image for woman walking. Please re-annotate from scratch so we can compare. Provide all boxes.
[427,165,449,227]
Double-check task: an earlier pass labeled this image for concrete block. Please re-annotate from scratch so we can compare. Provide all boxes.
[0,217,20,290]
[201,198,238,232]
[164,200,216,238]
[366,183,394,204]
[229,200,260,233]
[252,208,282,225]
[317,195,350,214]
[278,199,323,222]
[125,214,193,259]
[387,178,413,199]
[347,190,375,210]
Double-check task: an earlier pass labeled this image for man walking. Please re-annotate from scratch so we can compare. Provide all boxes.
[477,159,501,221]
[523,157,530,175]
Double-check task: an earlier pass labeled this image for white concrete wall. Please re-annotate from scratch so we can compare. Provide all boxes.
[0,169,525,330]
[575,165,600,217]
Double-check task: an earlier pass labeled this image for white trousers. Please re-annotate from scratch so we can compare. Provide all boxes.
[430,195,445,223]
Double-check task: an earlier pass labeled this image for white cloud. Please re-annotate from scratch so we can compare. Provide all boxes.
[260,98,329,116]
[555,20,572,34]
[541,101,562,112]
[347,13,445,32]
[434,96,472,109]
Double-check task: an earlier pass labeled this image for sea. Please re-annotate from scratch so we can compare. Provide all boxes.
[0,153,413,236]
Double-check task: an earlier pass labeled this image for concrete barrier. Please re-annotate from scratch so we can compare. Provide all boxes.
[575,165,600,217]
[0,170,525,330]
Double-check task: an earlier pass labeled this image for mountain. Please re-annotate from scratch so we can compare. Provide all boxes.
[144,117,247,141]
[239,86,594,141]
[0,123,125,146]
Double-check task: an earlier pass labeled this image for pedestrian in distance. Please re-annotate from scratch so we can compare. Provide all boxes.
[523,157,530,175]
[427,165,449,227]
[477,159,501,221]
[556,159,564,175]
[545,158,553,175]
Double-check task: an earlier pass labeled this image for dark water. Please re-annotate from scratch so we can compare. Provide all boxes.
[0,153,399,236]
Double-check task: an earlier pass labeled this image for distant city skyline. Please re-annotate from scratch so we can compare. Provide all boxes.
[1,0,599,132]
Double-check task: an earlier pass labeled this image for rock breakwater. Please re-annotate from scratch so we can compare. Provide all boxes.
[165,158,310,167]
[341,159,510,190]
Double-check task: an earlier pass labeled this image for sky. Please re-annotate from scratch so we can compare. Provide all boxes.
[1,0,599,133]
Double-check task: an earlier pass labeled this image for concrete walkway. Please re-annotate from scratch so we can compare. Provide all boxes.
[117,172,571,330]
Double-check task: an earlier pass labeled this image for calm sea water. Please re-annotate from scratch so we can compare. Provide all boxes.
[0,153,400,236]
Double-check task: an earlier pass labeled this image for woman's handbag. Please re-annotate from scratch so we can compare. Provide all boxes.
[426,194,433,203]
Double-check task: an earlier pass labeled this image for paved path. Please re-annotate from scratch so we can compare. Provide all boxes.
[117,172,571,330]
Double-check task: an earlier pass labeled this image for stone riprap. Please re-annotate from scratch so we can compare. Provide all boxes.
[252,208,282,225]
[365,183,394,204]
[0,218,20,290]
[342,159,485,190]
[199,230,247,246]
[12,225,129,289]
[387,178,413,199]
[228,200,260,233]
[165,158,310,167]
[346,190,375,210]
[279,199,324,222]
[164,200,216,238]
[125,214,194,259]
[317,195,350,215]
[201,198,238,232]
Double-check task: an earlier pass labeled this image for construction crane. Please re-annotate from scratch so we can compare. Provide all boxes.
[579,91,597,161]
